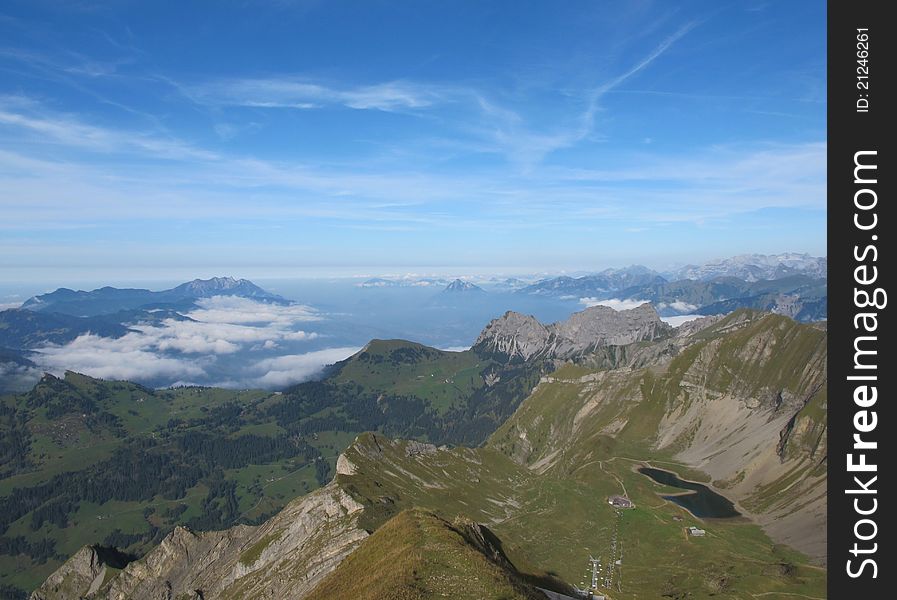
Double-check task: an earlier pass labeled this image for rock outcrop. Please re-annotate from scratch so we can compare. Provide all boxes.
[39,482,368,600]
[474,311,551,361]
[474,303,672,361]
[31,546,125,600]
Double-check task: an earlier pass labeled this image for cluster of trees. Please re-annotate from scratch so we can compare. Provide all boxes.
[0,583,28,600]
[270,382,447,442]
[315,457,331,486]
[0,403,32,478]
[25,376,101,418]
[352,345,444,366]
[177,431,317,470]
[0,433,324,539]
[269,358,544,447]
[0,535,61,564]
[185,475,239,531]
[30,498,78,530]
[84,410,126,437]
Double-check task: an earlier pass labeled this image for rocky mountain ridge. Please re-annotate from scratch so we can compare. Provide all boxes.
[474,302,672,361]
[517,255,827,322]
[520,267,665,296]
[20,277,288,317]
[33,482,368,600]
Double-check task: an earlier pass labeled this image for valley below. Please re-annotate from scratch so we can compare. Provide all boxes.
[1,303,827,599]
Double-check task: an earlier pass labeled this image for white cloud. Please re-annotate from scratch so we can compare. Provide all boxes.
[34,333,208,381]
[27,296,331,388]
[0,102,218,161]
[661,314,703,327]
[657,301,699,313]
[245,347,360,388]
[0,361,44,392]
[0,96,826,238]
[187,78,447,112]
[579,297,650,311]
[120,303,320,356]
[437,345,470,353]
[187,296,320,324]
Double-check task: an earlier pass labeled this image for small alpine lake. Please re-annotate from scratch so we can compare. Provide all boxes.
[638,466,741,519]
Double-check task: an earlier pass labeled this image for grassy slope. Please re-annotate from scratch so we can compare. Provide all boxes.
[336,434,826,599]
[325,314,828,598]
[331,340,487,413]
[306,509,544,600]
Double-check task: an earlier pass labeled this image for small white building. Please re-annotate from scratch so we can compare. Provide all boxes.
[607,495,634,509]
[688,526,706,537]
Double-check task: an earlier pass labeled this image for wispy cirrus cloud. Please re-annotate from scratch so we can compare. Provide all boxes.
[0,46,128,78]
[0,97,218,160]
[173,21,697,169]
[0,6,825,275]
[0,99,825,240]
[184,78,449,112]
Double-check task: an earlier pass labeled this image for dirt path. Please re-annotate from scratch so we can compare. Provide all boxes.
[750,593,825,599]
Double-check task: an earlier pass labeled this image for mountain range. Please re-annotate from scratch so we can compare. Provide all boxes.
[0,278,288,390]
[519,255,827,322]
[354,254,826,294]
[668,252,827,282]
[2,303,828,599]
[20,277,287,317]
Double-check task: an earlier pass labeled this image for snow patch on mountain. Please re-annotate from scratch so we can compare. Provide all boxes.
[670,253,826,282]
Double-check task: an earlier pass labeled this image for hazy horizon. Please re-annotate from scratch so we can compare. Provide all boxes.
[0,248,825,291]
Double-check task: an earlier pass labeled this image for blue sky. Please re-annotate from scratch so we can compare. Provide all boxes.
[0,0,825,282]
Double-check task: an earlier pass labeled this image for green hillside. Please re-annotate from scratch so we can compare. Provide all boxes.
[331,340,486,413]
[0,339,544,596]
[9,310,828,599]
[306,509,545,600]
[332,433,825,599]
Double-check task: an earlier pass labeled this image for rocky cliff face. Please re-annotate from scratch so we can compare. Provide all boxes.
[31,546,122,600]
[474,303,672,361]
[33,482,368,600]
[474,311,551,361]
[548,303,671,353]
